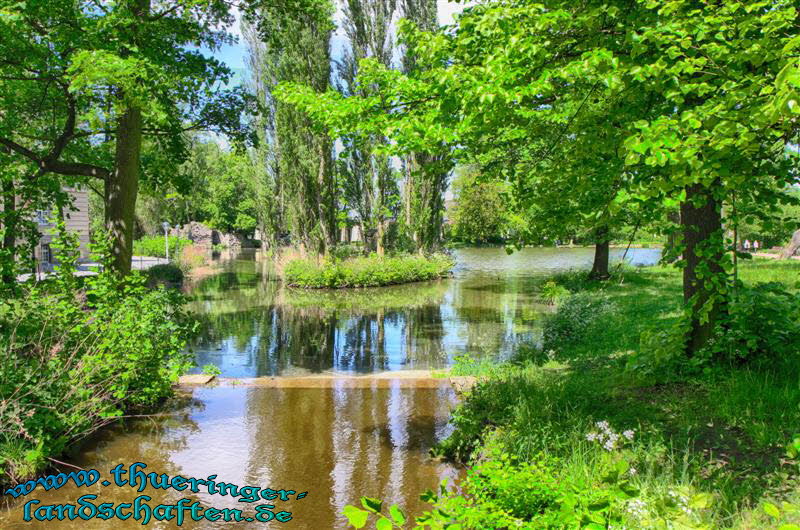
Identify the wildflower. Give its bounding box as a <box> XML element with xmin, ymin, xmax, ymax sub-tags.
<box><xmin>628</xmin><ymin>467</ymin><xmax>637</xmax><ymax>476</ymax></box>
<box><xmin>586</xmin><ymin>432</ymin><xmax>598</xmax><ymax>442</ymax></box>
<box><xmin>623</xmin><ymin>429</ymin><xmax>635</xmax><ymax>440</ymax></box>
<box><xmin>626</xmin><ymin>499</ymin><xmax>647</xmax><ymax>519</ymax></box>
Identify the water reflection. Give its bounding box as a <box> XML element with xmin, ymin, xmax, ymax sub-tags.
<box><xmin>188</xmin><ymin>247</ymin><xmax>660</xmax><ymax>377</ymax></box>
<box><xmin>1</xmin><ymin>382</ymin><xmax>459</xmax><ymax>529</ymax></box>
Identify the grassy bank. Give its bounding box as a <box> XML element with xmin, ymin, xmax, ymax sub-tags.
<box><xmin>347</xmin><ymin>259</ymin><xmax>800</xmax><ymax>528</ymax></box>
<box><xmin>283</xmin><ymin>253</ymin><xmax>454</xmax><ymax>288</ymax></box>
<box><xmin>0</xmin><ymin>236</ymin><xmax>194</xmax><ymax>486</ymax></box>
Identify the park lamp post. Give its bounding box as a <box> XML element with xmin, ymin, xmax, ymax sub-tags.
<box><xmin>162</xmin><ymin>221</ymin><xmax>171</xmax><ymax>261</ymax></box>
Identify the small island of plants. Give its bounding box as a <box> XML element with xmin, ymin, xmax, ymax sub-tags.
<box><xmin>283</xmin><ymin>253</ymin><xmax>454</xmax><ymax>288</ymax></box>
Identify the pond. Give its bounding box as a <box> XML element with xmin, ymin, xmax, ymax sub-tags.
<box><xmin>188</xmin><ymin>246</ymin><xmax>661</xmax><ymax>377</ymax></box>
<box><xmin>1</xmin><ymin>246</ymin><xmax>660</xmax><ymax>529</ymax></box>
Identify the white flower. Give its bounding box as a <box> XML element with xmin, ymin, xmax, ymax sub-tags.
<box><xmin>628</xmin><ymin>467</ymin><xmax>637</xmax><ymax>476</ymax></box>
<box><xmin>626</xmin><ymin>499</ymin><xmax>647</xmax><ymax>519</ymax></box>
<box><xmin>623</xmin><ymin>429</ymin><xmax>635</xmax><ymax>440</ymax></box>
<box><xmin>586</xmin><ymin>432</ymin><xmax>598</xmax><ymax>442</ymax></box>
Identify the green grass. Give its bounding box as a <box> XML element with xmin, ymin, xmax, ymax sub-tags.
<box><xmin>432</xmin><ymin>259</ymin><xmax>800</xmax><ymax>528</ymax></box>
<box><xmin>133</xmin><ymin>235</ymin><xmax>191</xmax><ymax>258</ymax></box>
<box><xmin>283</xmin><ymin>253</ymin><xmax>454</xmax><ymax>288</ymax></box>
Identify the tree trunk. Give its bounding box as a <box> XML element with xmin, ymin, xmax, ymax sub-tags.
<box><xmin>680</xmin><ymin>183</ymin><xmax>726</xmax><ymax>356</ymax></box>
<box><xmin>376</xmin><ymin>220</ymin><xmax>385</xmax><ymax>257</ymax></box>
<box><xmin>106</xmin><ymin>104</ymin><xmax>143</xmax><ymax>276</ymax></box>
<box><xmin>589</xmin><ymin>225</ymin><xmax>610</xmax><ymax>280</ymax></box>
<box><xmin>780</xmin><ymin>228</ymin><xmax>800</xmax><ymax>259</ymax></box>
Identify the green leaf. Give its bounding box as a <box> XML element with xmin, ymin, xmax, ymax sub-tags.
<box><xmin>389</xmin><ymin>505</ymin><xmax>406</xmax><ymax>525</ymax></box>
<box><xmin>375</xmin><ymin>516</ymin><xmax>393</xmax><ymax>530</ymax></box>
<box><xmin>361</xmin><ymin>497</ymin><xmax>383</xmax><ymax>514</ymax></box>
<box><xmin>343</xmin><ymin>505</ymin><xmax>369</xmax><ymax>528</ymax></box>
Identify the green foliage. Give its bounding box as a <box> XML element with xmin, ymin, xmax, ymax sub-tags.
<box><xmin>201</xmin><ymin>364</ymin><xmax>222</xmax><ymax>377</ymax></box>
<box><xmin>403</xmin><ymin>261</ymin><xmax>800</xmax><ymax>529</ymax></box>
<box><xmin>283</xmin><ymin>254</ymin><xmax>454</xmax><ymax>288</ymax></box>
<box><xmin>539</xmin><ymin>280</ymin><xmax>570</xmax><ymax>305</ymax></box>
<box><xmin>449</xmin><ymin>166</ymin><xmax>509</xmax><ymax>244</ymax></box>
<box><xmin>542</xmin><ymin>292</ymin><xmax>617</xmax><ymax>355</ymax></box>
<box><xmin>707</xmin><ymin>283</ymin><xmax>800</xmax><ymax>365</ymax></box>
<box><xmin>630</xmin><ymin>282</ymin><xmax>800</xmax><ymax>376</ymax></box>
<box><xmin>0</xmin><ymin>231</ymin><xmax>194</xmax><ymax>485</ymax></box>
<box><xmin>146</xmin><ymin>263</ymin><xmax>184</xmax><ymax>288</ymax></box>
<box><xmin>133</xmin><ymin>235</ymin><xmax>191</xmax><ymax>259</ymax></box>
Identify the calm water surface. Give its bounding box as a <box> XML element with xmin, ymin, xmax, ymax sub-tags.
<box><xmin>189</xmin><ymin>246</ymin><xmax>660</xmax><ymax>377</ymax></box>
<box><xmin>1</xmin><ymin>247</ymin><xmax>659</xmax><ymax>529</ymax></box>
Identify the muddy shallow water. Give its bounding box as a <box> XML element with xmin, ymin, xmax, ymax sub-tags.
<box><xmin>1</xmin><ymin>247</ymin><xmax>659</xmax><ymax>528</ymax></box>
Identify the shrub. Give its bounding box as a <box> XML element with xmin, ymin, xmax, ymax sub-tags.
<box><xmin>542</xmin><ymin>292</ymin><xmax>617</xmax><ymax>354</ymax></box>
<box><xmin>132</xmin><ymin>235</ymin><xmax>191</xmax><ymax>258</ymax></box>
<box><xmin>0</xmin><ymin>231</ymin><xmax>194</xmax><ymax>485</ymax></box>
<box><xmin>539</xmin><ymin>280</ymin><xmax>570</xmax><ymax>304</ymax></box>
<box><xmin>709</xmin><ymin>282</ymin><xmax>800</xmax><ymax>365</ymax></box>
<box><xmin>146</xmin><ymin>263</ymin><xmax>184</xmax><ymax>288</ymax></box>
<box><xmin>283</xmin><ymin>253</ymin><xmax>454</xmax><ymax>288</ymax></box>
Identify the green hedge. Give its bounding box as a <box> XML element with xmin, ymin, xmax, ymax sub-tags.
<box><xmin>133</xmin><ymin>235</ymin><xmax>191</xmax><ymax>258</ymax></box>
<box><xmin>283</xmin><ymin>253</ymin><xmax>454</xmax><ymax>288</ymax></box>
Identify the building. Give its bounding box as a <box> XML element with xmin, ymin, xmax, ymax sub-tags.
<box><xmin>33</xmin><ymin>187</ymin><xmax>91</xmax><ymax>269</ymax></box>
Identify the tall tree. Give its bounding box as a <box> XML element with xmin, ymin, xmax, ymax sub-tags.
<box><xmin>399</xmin><ymin>0</ymin><xmax>449</xmax><ymax>253</ymax></box>
<box><xmin>245</xmin><ymin>1</ymin><xmax>337</xmax><ymax>254</ymax></box>
<box><xmin>337</xmin><ymin>0</ymin><xmax>400</xmax><ymax>255</ymax></box>
<box><xmin>0</xmin><ymin>0</ymin><xmax>251</xmax><ymax>274</ymax></box>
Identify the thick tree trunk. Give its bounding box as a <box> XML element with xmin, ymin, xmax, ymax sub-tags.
<box><xmin>680</xmin><ymin>184</ymin><xmax>726</xmax><ymax>356</ymax></box>
<box><xmin>588</xmin><ymin>225</ymin><xmax>610</xmax><ymax>280</ymax></box>
<box><xmin>106</xmin><ymin>104</ymin><xmax>143</xmax><ymax>276</ymax></box>
<box><xmin>780</xmin><ymin>228</ymin><xmax>800</xmax><ymax>259</ymax></box>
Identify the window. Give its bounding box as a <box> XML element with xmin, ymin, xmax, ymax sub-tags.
<box><xmin>35</xmin><ymin>210</ymin><xmax>52</xmax><ymax>226</ymax></box>
<box><xmin>40</xmin><ymin>244</ymin><xmax>51</xmax><ymax>264</ymax></box>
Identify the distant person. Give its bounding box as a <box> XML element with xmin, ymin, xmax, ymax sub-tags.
<box><xmin>743</xmin><ymin>239</ymin><xmax>751</xmax><ymax>250</ymax></box>
<box><xmin>754</xmin><ymin>240</ymin><xmax>760</xmax><ymax>251</ymax></box>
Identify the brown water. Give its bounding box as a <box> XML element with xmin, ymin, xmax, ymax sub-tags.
<box><xmin>1</xmin><ymin>380</ymin><xmax>459</xmax><ymax>528</ymax></box>
<box><xmin>1</xmin><ymin>247</ymin><xmax>660</xmax><ymax>529</ymax></box>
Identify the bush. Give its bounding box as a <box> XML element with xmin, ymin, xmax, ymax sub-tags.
<box><xmin>539</xmin><ymin>280</ymin><xmax>570</xmax><ymax>304</ymax></box>
<box><xmin>542</xmin><ymin>292</ymin><xmax>617</xmax><ymax>355</ymax></box>
<box><xmin>133</xmin><ymin>235</ymin><xmax>191</xmax><ymax>258</ymax></box>
<box><xmin>146</xmin><ymin>263</ymin><xmax>184</xmax><ymax>288</ymax></box>
<box><xmin>709</xmin><ymin>282</ymin><xmax>800</xmax><ymax>365</ymax></box>
<box><xmin>283</xmin><ymin>253</ymin><xmax>454</xmax><ymax>288</ymax></box>
<box><xmin>630</xmin><ymin>282</ymin><xmax>800</xmax><ymax>376</ymax></box>
<box><xmin>0</xmin><ymin>231</ymin><xmax>194</xmax><ymax>485</ymax></box>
